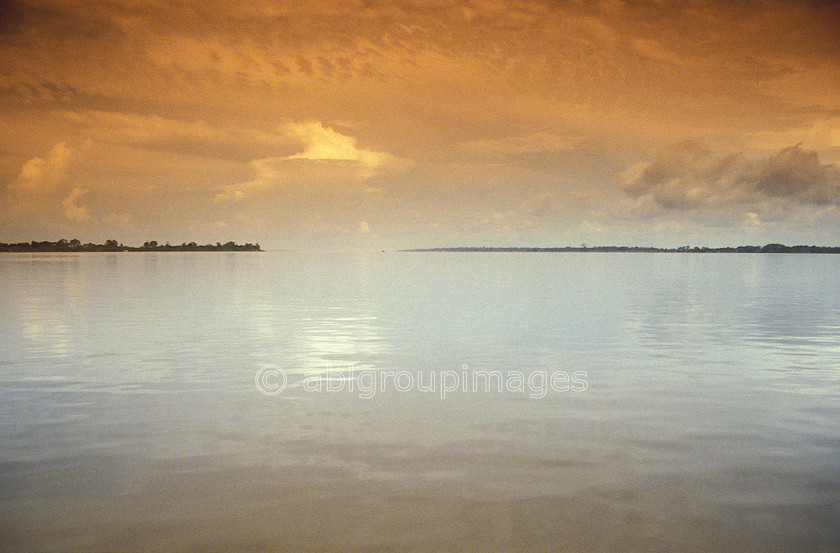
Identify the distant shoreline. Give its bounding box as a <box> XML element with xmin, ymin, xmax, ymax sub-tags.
<box><xmin>401</xmin><ymin>244</ymin><xmax>840</xmax><ymax>254</ymax></box>
<box><xmin>0</xmin><ymin>240</ymin><xmax>261</xmax><ymax>252</ymax></box>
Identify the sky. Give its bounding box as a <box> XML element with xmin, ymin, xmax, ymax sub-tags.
<box><xmin>1</xmin><ymin>0</ymin><xmax>839</xmax><ymax>250</ymax></box>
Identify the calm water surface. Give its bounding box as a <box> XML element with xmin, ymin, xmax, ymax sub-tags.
<box><xmin>1</xmin><ymin>252</ymin><xmax>838</xmax><ymax>552</ymax></box>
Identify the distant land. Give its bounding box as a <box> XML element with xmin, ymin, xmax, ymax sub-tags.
<box><xmin>402</xmin><ymin>244</ymin><xmax>840</xmax><ymax>254</ymax></box>
<box><xmin>0</xmin><ymin>239</ymin><xmax>261</xmax><ymax>252</ymax></box>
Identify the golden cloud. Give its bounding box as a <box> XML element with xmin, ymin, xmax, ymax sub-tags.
<box><xmin>215</xmin><ymin>121</ymin><xmax>407</xmax><ymax>203</ymax></box>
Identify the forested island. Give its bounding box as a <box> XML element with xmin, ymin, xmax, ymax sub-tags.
<box><xmin>403</xmin><ymin>244</ymin><xmax>840</xmax><ymax>253</ymax></box>
<box><xmin>0</xmin><ymin>239</ymin><xmax>261</xmax><ymax>252</ymax></box>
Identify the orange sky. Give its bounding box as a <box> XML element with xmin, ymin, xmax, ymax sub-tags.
<box><xmin>2</xmin><ymin>0</ymin><xmax>839</xmax><ymax>249</ymax></box>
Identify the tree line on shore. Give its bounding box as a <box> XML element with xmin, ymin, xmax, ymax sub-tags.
<box><xmin>0</xmin><ymin>239</ymin><xmax>261</xmax><ymax>252</ymax></box>
<box><xmin>403</xmin><ymin>244</ymin><xmax>840</xmax><ymax>253</ymax></box>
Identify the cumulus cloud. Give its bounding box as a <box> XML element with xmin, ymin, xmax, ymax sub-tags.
<box><xmin>620</xmin><ymin>142</ymin><xmax>840</xmax><ymax>209</ymax></box>
<box><xmin>61</xmin><ymin>187</ymin><xmax>92</xmax><ymax>223</ymax></box>
<box><xmin>283</xmin><ymin>120</ymin><xmax>398</xmax><ymax>174</ymax></box>
<box><xmin>9</xmin><ymin>142</ymin><xmax>75</xmax><ymax>195</ymax></box>
<box><xmin>215</xmin><ymin>121</ymin><xmax>405</xmax><ymax>203</ymax></box>
<box><xmin>1</xmin><ymin>140</ymin><xmax>144</xmax><ymax>230</ymax></box>
<box><xmin>0</xmin><ymin>141</ymin><xmax>114</xmax><ymax>230</ymax></box>
<box><xmin>751</xmin><ymin>145</ymin><xmax>840</xmax><ymax>204</ymax></box>
<box><xmin>5</xmin><ymin>142</ymin><xmax>85</xmax><ymax>220</ymax></box>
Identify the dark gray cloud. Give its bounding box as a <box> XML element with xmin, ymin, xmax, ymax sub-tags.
<box><xmin>621</xmin><ymin>142</ymin><xmax>840</xmax><ymax>209</ymax></box>
<box><xmin>752</xmin><ymin>145</ymin><xmax>840</xmax><ymax>204</ymax></box>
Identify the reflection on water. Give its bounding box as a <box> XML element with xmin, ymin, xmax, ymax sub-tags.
<box><xmin>1</xmin><ymin>252</ymin><xmax>839</xmax><ymax>552</ymax></box>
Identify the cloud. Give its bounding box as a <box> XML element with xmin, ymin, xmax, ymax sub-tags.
<box><xmin>4</xmin><ymin>141</ymin><xmax>86</xmax><ymax>222</ymax></box>
<box><xmin>61</xmin><ymin>187</ymin><xmax>92</xmax><ymax>223</ymax></box>
<box><xmin>283</xmin><ymin>120</ymin><xmax>398</xmax><ymax>175</ymax></box>
<box><xmin>9</xmin><ymin>141</ymin><xmax>75</xmax><ymax>195</ymax></box>
<box><xmin>1</xmin><ymin>141</ymin><xmax>107</xmax><ymax>230</ymax></box>
<box><xmin>751</xmin><ymin>145</ymin><xmax>840</xmax><ymax>204</ymax></box>
<box><xmin>620</xmin><ymin>142</ymin><xmax>840</xmax><ymax>209</ymax></box>
<box><xmin>215</xmin><ymin>121</ymin><xmax>405</xmax><ymax>203</ymax></box>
